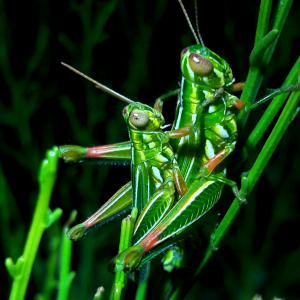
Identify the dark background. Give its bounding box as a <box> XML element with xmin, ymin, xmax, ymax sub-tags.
<box><xmin>1</xmin><ymin>0</ymin><xmax>300</xmax><ymax>299</ymax></box>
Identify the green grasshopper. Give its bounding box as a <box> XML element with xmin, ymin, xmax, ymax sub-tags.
<box><xmin>60</xmin><ymin>0</ymin><xmax>299</xmax><ymax>271</ymax></box>
<box><xmin>106</xmin><ymin>1</ymin><xmax>300</xmax><ymax>271</ymax></box>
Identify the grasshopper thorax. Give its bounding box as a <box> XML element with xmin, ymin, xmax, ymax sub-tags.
<box><xmin>122</xmin><ymin>103</ymin><xmax>165</xmax><ymax>131</ymax></box>
<box><xmin>180</xmin><ymin>45</ymin><xmax>234</xmax><ymax>89</ymax></box>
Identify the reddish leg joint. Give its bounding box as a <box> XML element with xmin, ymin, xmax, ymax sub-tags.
<box><xmin>169</xmin><ymin>126</ymin><xmax>193</xmax><ymax>139</ymax></box>
<box><xmin>140</xmin><ymin>229</ymin><xmax>162</xmax><ymax>253</ymax></box>
<box><xmin>86</xmin><ymin>146</ymin><xmax>110</xmax><ymax>158</ymax></box>
<box><xmin>227</xmin><ymin>82</ymin><xmax>245</xmax><ymax>92</ymax></box>
<box><xmin>173</xmin><ymin>167</ymin><xmax>188</xmax><ymax>196</ymax></box>
<box><xmin>204</xmin><ymin>148</ymin><xmax>232</xmax><ymax>172</ymax></box>
<box><xmin>233</xmin><ymin>99</ymin><xmax>246</xmax><ymax>110</ymax></box>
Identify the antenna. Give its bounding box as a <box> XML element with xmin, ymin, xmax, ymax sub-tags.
<box><xmin>61</xmin><ymin>62</ymin><xmax>135</xmax><ymax>105</ymax></box>
<box><xmin>194</xmin><ymin>0</ymin><xmax>205</xmax><ymax>47</ymax></box>
<box><xmin>178</xmin><ymin>0</ymin><xmax>200</xmax><ymax>44</ymax></box>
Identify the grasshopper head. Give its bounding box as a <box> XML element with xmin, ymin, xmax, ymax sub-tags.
<box><xmin>180</xmin><ymin>45</ymin><xmax>234</xmax><ymax>88</ymax></box>
<box><xmin>122</xmin><ymin>103</ymin><xmax>165</xmax><ymax>131</ymax></box>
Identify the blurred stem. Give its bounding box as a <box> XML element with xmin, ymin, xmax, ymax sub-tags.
<box><xmin>111</xmin><ymin>208</ymin><xmax>138</xmax><ymax>300</ymax></box>
<box><xmin>38</xmin><ymin>222</ymin><xmax>61</xmax><ymax>300</ymax></box>
<box><xmin>7</xmin><ymin>147</ymin><xmax>59</xmax><ymax>300</ymax></box>
<box><xmin>169</xmin><ymin>86</ymin><xmax>300</xmax><ymax>300</ymax></box>
<box><xmin>134</xmin><ymin>280</ymin><xmax>148</xmax><ymax>300</ymax></box>
<box><xmin>134</xmin><ymin>261</ymin><xmax>150</xmax><ymax>300</ymax></box>
<box><xmin>94</xmin><ymin>287</ymin><xmax>105</xmax><ymax>300</ymax></box>
<box><xmin>57</xmin><ymin>210</ymin><xmax>77</xmax><ymax>300</ymax></box>
<box><xmin>0</xmin><ymin>162</ymin><xmax>22</xmax><ymax>256</ymax></box>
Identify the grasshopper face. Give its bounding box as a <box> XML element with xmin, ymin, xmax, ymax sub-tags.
<box><xmin>122</xmin><ymin>103</ymin><xmax>165</xmax><ymax>131</ymax></box>
<box><xmin>180</xmin><ymin>45</ymin><xmax>234</xmax><ymax>88</ymax></box>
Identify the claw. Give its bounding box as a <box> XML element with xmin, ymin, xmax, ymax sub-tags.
<box><xmin>59</xmin><ymin>145</ymin><xmax>86</xmax><ymax>163</ymax></box>
<box><xmin>67</xmin><ymin>223</ymin><xmax>86</xmax><ymax>241</ymax></box>
<box><xmin>108</xmin><ymin>244</ymin><xmax>144</xmax><ymax>273</ymax></box>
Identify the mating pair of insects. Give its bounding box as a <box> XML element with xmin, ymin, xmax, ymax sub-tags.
<box><xmin>58</xmin><ymin>1</ymin><xmax>298</xmax><ymax>273</ymax></box>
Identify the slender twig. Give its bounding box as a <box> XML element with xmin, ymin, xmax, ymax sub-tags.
<box><xmin>134</xmin><ymin>281</ymin><xmax>148</xmax><ymax>300</ymax></box>
<box><xmin>6</xmin><ymin>147</ymin><xmax>60</xmax><ymax>300</ymax></box>
<box><xmin>57</xmin><ymin>210</ymin><xmax>77</xmax><ymax>300</ymax></box>
<box><xmin>238</xmin><ymin>0</ymin><xmax>294</xmax><ymax>128</ymax></box>
<box><xmin>254</xmin><ymin>0</ymin><xmax>273</xmax><ymax>45</ymax></box>
<box><xmin>239</xmin><ymin>56</ymin><xmax>300</xmax><ymax>165</ymax></box>
<box><xmin>111</xmin><ymin>208</ymin><xmax>138</xmax><ymax>300</ymax></box>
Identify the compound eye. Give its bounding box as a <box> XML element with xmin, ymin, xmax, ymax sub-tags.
<box><xmin>181</xmin><ymin>47</ymin><xmax>189</xmax><ymax>59</ymax></box>
<box><xmin>122</xmin><ymin>105</ymin><xmax>128</xmax><ymax>116</ymax></box>
<box><xmin>188</xmin><ymin>53</ymin><xmax>214</xmax><ymax>77</ymax></box>
<box><xmin>129</xmin><ymin>110</ymin><xmax>149</xmax><ymax>128</ymax></box>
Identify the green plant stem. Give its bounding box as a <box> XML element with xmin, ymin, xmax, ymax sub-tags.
<box><xmin>112</xmin><ymin>208</ymin><xmax>138</xmax><ymax>300</ymax></box>
<box><xmin>39</xmin><ymin>223</ymin><xmax>60</xmax><ymax>300</ymax></box>
<box><xmin>239</xmin><ymin>56</ymin><xmax>300</xmax><ymax>164</ymax></box>
<box><xmin>254</xmin><ymin>0</ymin><xmax>273</xmax><ymax>45</ymax></box>
<box><xmin>7</xmin><ymin>147</ymin><xmax>59</xmax><ymax>300</ymax></box>
<box><xmin>134</xmin><ymin>261</ymin><xmax>150</xmax><ymax>300</ymax></box>
<box><xmin>169</xmin><ymin>87</ymin><xmax>300</xmax><ymax>300</ymax></box>
<box><xmin>57</xmin><ymin>210</ymin><xmax>77</xmax><ymax>300</ymax></box>
<box><xmin>238</xmin><ymin>0</ymin><xmax>293</xmax><ymax>128</ymax></box>
<box><xmin>238</xmin><ymin>0</ymin><xmax>273</xmax><ymax>112</ymax></box>
<box><xmin>134</xmin><ymin>280</ymin><xmax>148</xmax><ymax>300</ymax></box>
